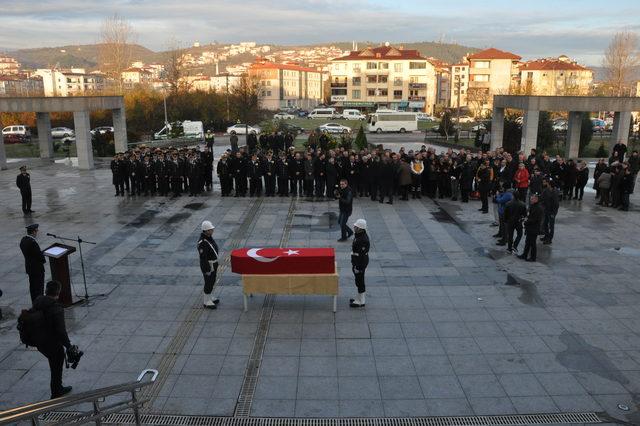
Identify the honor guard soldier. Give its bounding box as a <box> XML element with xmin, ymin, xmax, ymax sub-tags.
<box><xmin>198</xmin><ymin>221</ymin><xmax>220</xmax><ymax>309</ymax></box>
<box><xmin>16</xmin><ymin>165</ymin><xmax>34</xmax><ymax>214</ymax></box>
<box><xmin>350</xmin><ymin>219</ymin><xmax>370</xmax><ymax>308</ymax></box>
<box><xmin>20</xmin><ymin>223</ymin><xmax>46</xmax><ymax>302</ymax></box>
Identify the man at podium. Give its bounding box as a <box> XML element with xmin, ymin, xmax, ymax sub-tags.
<box><xmin>20</xmin><ymin>223</ymin><xmax>46</xmax><ymax>302</ymax></box>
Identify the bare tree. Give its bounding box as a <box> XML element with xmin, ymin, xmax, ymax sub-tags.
<box><xmin>231</xmin><ymin>73</ymin><xmax>261</xmax><ymax>124</ymax></box>
<box><xmin>99</xmin><ymin>13</ymin><xmax>135</xmax><ymax>94</ymax></box>
<box><xmin>603</xmin><ymin>31</ymin><xmax>640</xmax><ymax>96</ymax></box>
<box><xmin>466</xmin><ymin>88</ymin><xmax>490</xmax><ymax>119</ymax></box>
<box><xmin>165</xmin><ymin>39</ymin><xmax>191</xmax><ymax>94</ymax></box>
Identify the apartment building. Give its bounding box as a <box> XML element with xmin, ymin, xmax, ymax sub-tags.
<box><xmin>329</xmin><ymin>45</ymin><xmax>437</xmax><ymax>113</ymax></box>
<box><xmin>0</xmin><ymin>75</ymin><xmax>44</xmax><ymax>96</ymax></box>
<box><xmin>249</xmin><ymin>60</ymin><xmax>323</xmax><ymax>110</ymax></box>
<box><xmin>34</xmin><ymin>68</ymin><xmax>106</xmax><ymax>96</ymax></box>
<box><xmin>0</xmin><ymin>56</ymin><xmax>21</xmax><ymax>75</ymax></box>
<box><xmin>519</xmin><ymin>56</ymin><xmax>593</xmax><ymax>95</ymax></box>
<box><xmin>450</xmin><ymin>63</ymin><xmax>469</xmax><ymax>109</ymax></box>
<box><xmin>465</xmin><ymin>48</ymin><xmax>521</xmax><ymax>115</ymax></box>
<box><xmin>121</xmin><ymin>67</ymin><xmax>153</xmax><ymax>88</ymax></box>
<box><xmin>430</xmin><ymin>58</ymin><xmax>451</xmax><ymax>108</ymax></box>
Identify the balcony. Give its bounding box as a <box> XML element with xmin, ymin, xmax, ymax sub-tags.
<box><xmin>365</xmin><ymin>68</ymin><xmax>389</xmax><ymax>75</ymax></box>
<box><xmin>330</xmin><ymin>82</ymin><xmax>347</xmax><ymax>88</ymax></box>
<box><xmin>409</xmin><ymin>83</ymin><xmax>427</xmax><ymax>89</ymax></box>
<box><xmin>408</xmin><ymin>96</ymin><xmax>426</xmax><ymax>101</ymax></box>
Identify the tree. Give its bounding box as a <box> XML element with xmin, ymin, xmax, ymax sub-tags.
<box><xmin>502</xmin><ymin>113</ymin><xmax>522</xmax><ymax>154</ymax></box>
<box><xmin>354</xmin><ymin>124</ymin><xmax>368</xmax><ymax>151</ymax></box>
<box><xmin>579</xmin><ymin>113</ymin><xmax>593</xmax><ymax>155</ymax></box>
<box><xmin>536</xmin><ymin>111</ymin><xmax>555</xmax><ymax>150</ymax></box>
<box><xmin>438</xmin><ymin>111</ymin><xmax>456</xmax><ymax>140</ymax></box>
<box><xmin>602</xmin><ymin>31</ymin><xmax>640</xmax><ymax>96</ymax></box>
<box><xmin>165</xmin><ymin>39</ymin><xmax>190</xmax><ymax>95</ymax></box>
<box><xmin>466</xmin><ymin>88</ymin><xmax>490</xmax><ymax>119</ymax></box>
<box><xmin>231</xmin><ymin>74</ymin><xmax>261</xmax><ymax>125</ymax></box>
<box><xmin>99</xmin><ymin>14</ymin><xmax>135</xmax><ymax>94</ymax></box>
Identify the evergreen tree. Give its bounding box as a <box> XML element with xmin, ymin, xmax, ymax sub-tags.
<box><xmin>354</xmin><ymin>124</ymin><xmax>368</xmax><ymax>151</ymax></box>
<box><xmin>579</xmin><ymin>113</ymin><xmax>594</xmax><ymax>156</ymax></box>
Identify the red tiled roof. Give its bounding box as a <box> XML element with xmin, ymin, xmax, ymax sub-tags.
<box><xmin>467</xmin><ymin>48</ymin><xmax>521</xmax><ymax>60</ymax></box>
<box><xmin>519</xmin><ymin>59</ymin><xmax>591</xmax><ymax>72</ymax></box>
<box><xmin>250</xmin><ymin>61</ymin><xmax>319</xmax><ymax>73</ymax></box>
<box><xmin>331</xmin><ymin>46</ymin><xmax>426</xmax><ymax>61</ymax></box>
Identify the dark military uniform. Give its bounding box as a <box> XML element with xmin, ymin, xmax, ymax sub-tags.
<box><xmin>198</xmin><ymin>232</ymin><xmax>219</xmax><ymax>297</ymax></box>
<box><xmin>16</xmin><ymin>170</ymin><xmax>32</xmax><ymax>213</ymax></box>
<box><xmin>350</xmin><ymin>229</ymin><xmax>370</xmax><ymax>306</ymax></box>
<box><xmin>20</xmin><ymin>229</ymin><xmax>45</xmax><ymax>302</ymax></box>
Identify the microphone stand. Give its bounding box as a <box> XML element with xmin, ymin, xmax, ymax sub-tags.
<box><xmin>47</xmin><ymin>233</ymin><xmax>102</xmax><ymax>305</ymax></box>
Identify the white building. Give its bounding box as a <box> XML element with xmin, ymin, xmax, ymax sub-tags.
<box><xmin>0</xmin><ymin>56</ymin><xmax>21</xmax><ymax>75</ymax></box>
<box><xmin>34</xmin><ymin>68</ymin><xmax>106</xmax><ymax>96</ymax></box>
<box><xmin>249</xmin><ymin>60</ymin><xmax>323</xmax><ymax>110</ymax></box>
<box><xmin>121</xmin><ymin>67</ymin><xmax>153</xmax><ymax>88</ymax></box>
<box><xmin>519</xmin><ymin>56</ymin><xmax>593</xmax><ymax>96</ymax></box>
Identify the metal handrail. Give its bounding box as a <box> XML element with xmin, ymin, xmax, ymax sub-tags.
<box><xmin>0</xmin><ymin>369</ymin><xmax>158</xmax><ymax>426</ymax></box>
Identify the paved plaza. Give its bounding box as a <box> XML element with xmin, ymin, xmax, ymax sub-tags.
<box><xmin>0</xmin><ymin>160</ymin><xmax>639</xmax><ymax>424</ymax></box>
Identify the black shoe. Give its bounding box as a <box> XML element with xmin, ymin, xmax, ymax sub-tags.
<box><xmin>349</xmin><ymin>301</ymin><xmax>365</xmax><ymax>308</ymax></box>
<box><xmin>478</xmin><ymin>208</ymin><xmax>484</xmax><ymax>211</ymax></box>
<box><xmin>52</xmin><ymin>386</ymin><xmax>72</xmax><ymax>399</ymax></box>
<box><xmin>492</xmin><ymin>233</ymin><xmax>501</xmax><ymax>238</ymax></box>
<box><xmin>337</xmin><ymin>238</ymin><xmax>348</xmax><ymax>242</ymax></box>
<box><xmin>496</xmin><ymin>241</ymin><xmax>506</xmax><ymax>246</ymax></box>
<box><xmin>526</xmin><ymin>258</ymin><xmax>536</xmax><ymax>262</ymax></box>
<box><xmin>517</xmin><ymin>255</ymin><xmax>527</xmax><ymax>260</ymax></box>
<box><xmin>386</xmin><ymin>201</ymin><xmax>393</xmax><ymax>204</ymax></box>
<box><xmin>542</xmin><ymin>240</ymin><xmax>552</xmax><ymax>245</ymax></box>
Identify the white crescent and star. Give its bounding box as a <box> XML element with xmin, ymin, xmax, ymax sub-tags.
<box><xmin>247</xmin><ymin>248</ymin><xmax>299</xmax><ymax>262</ymax></box>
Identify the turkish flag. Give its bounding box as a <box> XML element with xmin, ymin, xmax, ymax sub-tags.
<box><xmin>231</xmin><ymin>247</ymin><xmax>335</xmax><ymax>275</ymax></box>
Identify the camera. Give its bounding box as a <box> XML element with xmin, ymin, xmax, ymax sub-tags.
<box><xmin>65</xmin><ymin>345</ymin><xmax>84</xmax><ymax>369</ymax></box>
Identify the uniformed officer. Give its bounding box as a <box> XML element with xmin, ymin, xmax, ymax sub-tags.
<box><xmin>20</xmin><ymin>223</ymin><xmax>46</xmax><ymax>302</ymax></box>
<box><xmin>16</xmin><ymin>165</ymin><xmax>33</xmax><ymax>214</ymax></box>
<box><xmin>350</xmin><ymin>219</ymin><xmax>370</xmax><ymax>308</ymax></box>
<box><xmin>198</xmin><ymin>221</ymin><xmax>220</xmax><ymax>309</ymax></box>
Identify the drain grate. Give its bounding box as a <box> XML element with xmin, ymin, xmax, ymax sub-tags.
<box><xmin>40</xmin><ymin>411</ymin><xmax>603</xmax><ymax>426</ymax></box>
<box><xmin>140</xmin><ymin>199</ymin><xmax>263</xmax><ymax>408</ymax></box>
<box><xmin>234</xmin><ymin>198</ymin><xmax>297</xmax><ymax>417</ymax></box>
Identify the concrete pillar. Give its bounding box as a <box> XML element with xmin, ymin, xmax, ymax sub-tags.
<box><xmin>112</xmin><ymin>107</ymin><xmax>127</xmax><ymax>153</ymax></box>
<box><xmin>0</xmin><ymin>131</ymin><xmax>6</xmax><ymax>170</ymax></box>
<box><xmin>565</xmin><ymin>111</ymin><xmax>582</xmax><ymax>160</ymax></box>
<box><xmin>490</xmin><ymin>106</ymin><xmax>504</xmax><ymax>151</ymax></box>
<box><xmin>73</xmin><ymin>110</ymin><xmax>94</xmax><ymax>170</ymax></box>
<box><xmin>36</xmin><ymin>112</ymin><xmax>54</xmax><ymax>160</ymax></box>
<box><xmin>520</xmin><ymin>109</ymin><xmax>539</xmax><ymax>154</ymax></box>
<box><xmin>611</xmin><ymin>111</ymin><xmax>631</xmax><ymax>151</ymax></box>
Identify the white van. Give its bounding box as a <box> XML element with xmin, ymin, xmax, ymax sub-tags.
<box><xmin>341</xmin><ymin>109</ymin><xmax>366</xmax><ymax>120</ymax></box>
<box><xmin>367</xmin><ymin>111</ymin><xmax>418</xmax><ymax>133</ymax></box>
<box><xmin>154</xmin><ymin>120</ymin><xmax>204</xmax><ymax>141</ymax></box>
<box><xmin>308</xmin><ymin>108</ymin><xmax>337</xmax><ymax>119</ymax></box>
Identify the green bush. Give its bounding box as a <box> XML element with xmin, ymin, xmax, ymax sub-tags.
<box><xmin>354</xmin><ymin>125</ymin><xmax>368</xmax><ymax>151</ymax></box>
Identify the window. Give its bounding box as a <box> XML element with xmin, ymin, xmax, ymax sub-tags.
<box><xmin>393</xmin><ymin>90</ymin><xmax>403</xmax><ymax>99</ymax></box>
<box><xmin>378</xmin><ymin>75</ymin><xmax>388</xmax><ymax>83</ymax></box>
<box><xmin>367</xmin><ymin>62</ymin><xmax>377</xmax><ymax>70</ymax></box>
<box><xmin>352</xmin><ymin>89</ymin><xmax>361</xmax><ymax>99</ymax></box>
<box><xmin>394</xmin><ymin>77</ymin><xmax>403</xmax><ymax>86</ymax></box>
<box><xmin>380</xmin><ymin>62</ymin><xmax>389</xmax><ymax>69</ymax></box>
<box><xmin>367</xmin><ymin>88</ymin><xmax>376</xmax><ymax>96</ymax></box>
<box><xmin>409</xmin><ymin>62</ymin><xmax>427</xmax><ymax>69</ymax></box>
<box><xmin>352</xmin><ymin>77</ymin><xmax>361</xmax><ymax>86</ymax></box>
<box><xmin>474</xmin><ymin>61</ymin><xmax>490</xmax><ymax>69</ymax></box>
<box><xmin>394</xmin><ymin>63</ymin><xmax>403</xmax><ymax>72</ymax></box>
<box><xmin>527</xmin><ymin>72</ymin><xmax>533</xmax><ymax>79</ymax></box>
<box><xmin>378</xmin><ymin>89</ymin><xmax>388</xmax><ymax>96</ymax></box>
<box><xmin>353</xmin><ymin>63</ymin><xmax>361</xmax><ymax>71</ymax></box>
<box><xmin>473</xmin><ymin>74</ymin><xmax>489</xmax><ymax>82</ymax></box>
<box><xmin>367</xmin><ymin>75</ymin><xmax>377</xmax><ymax>84</ymax></box>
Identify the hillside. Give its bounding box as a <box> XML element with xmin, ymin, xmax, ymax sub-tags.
<box><xmin>315</xmin><ymin>41</ymin><xmax>478</xmax><ymax>64</ymax></box>
<box><xmin>9</xmin><ymin>43</ymin><xmax>162</xmax><ymax>69</ymax></box>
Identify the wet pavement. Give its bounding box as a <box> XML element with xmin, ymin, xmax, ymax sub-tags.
<box><xmin>0</xmin><ymin>163</ymin><xmax>639</xmax><ymax>424</ymax></box>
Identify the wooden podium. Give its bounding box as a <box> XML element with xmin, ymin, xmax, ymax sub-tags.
<box><xmin>43</xmin><ymin>243</ymin><xmax>76</xmax><ymax>307</ymax></box>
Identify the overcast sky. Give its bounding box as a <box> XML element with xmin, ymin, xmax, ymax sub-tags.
<box><xmin>1</xmin><ymin>0</ymin><xmax>639</xmax><ymax>65</ymax></box>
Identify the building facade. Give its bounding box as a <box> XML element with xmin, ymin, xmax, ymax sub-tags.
<box><xmin>465</xmin><ymin>48</ymin><xmax>521</xmax><ymax>116</ymax></box>
<box><xmin>519</xmin><ymin>56</ymin><xmax>593</xmax><ymax>96</ymax></box>
<box><xmin>121</xmin><ymin>67</ymin><xmax>153</xmax><ymax>89</ymax></box>
<box><xmin>0</xmin><ymin>56</ymin><xmax>21</xmax><ymax>75</ymax></box>
<box><xmin>0</xmin><ymin>76</ymin><xmax>44</xmax><ymax>96</ymax></box>
<box><xmin>249</xmin><ymin>60</ymin><xmax>323</xmax><ymax>110</ymax></box>
<box><xmin>329</xmin><ymin>45</ymin><xmax>438</xmax><ymax>112</ymax></box>
<box><xmin>450</xmin><ymin>64</ymin><xmax>469</xmax><ymax>109</ymax></box>
<box><xmin>34</xmin><ymin>68</ymin><xmax>106</xmax><ymax>96</ymax></box>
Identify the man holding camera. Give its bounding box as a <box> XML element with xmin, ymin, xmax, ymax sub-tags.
<box><xmin>33</xmin><ymin>280</ymin><xmax>75</xmax><ymax>399</ymax></box>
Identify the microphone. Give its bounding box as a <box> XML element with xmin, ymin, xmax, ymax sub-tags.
<box><xmin>46</xmin><ymin>233</ymin><xmax>56</xmax><ymax>238</ymax></box>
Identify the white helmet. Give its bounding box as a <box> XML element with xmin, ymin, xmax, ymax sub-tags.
<box><xmin>353</xmin><ymin>218</ymin><xmax>367</xmax><ymax>230</ymax></box>
<box><xmin>201</xmin><ymin>220</ymin><xmax>215</xmax><ymax>231</ymax></box>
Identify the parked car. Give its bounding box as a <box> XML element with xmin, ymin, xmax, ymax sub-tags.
<box><xmin>416</xmin><ymin>113</ymin><xmax>437</xmax><ymax>122</ymax></box>
<box><xmin>296</xmin><ymin>110</ymin><xmax>309</xmax><ymax>118</ymax></box>
<box><xmin>273</xmin><ymin>112</ymin><xmax>295</xmax><ymax>120</ymax></box>
<box><xmin>552</xmin><ymin>120</ymin><xmax>568</xmax><ymax>132</ymax></box>
<box><xmin>471</xmin><ymin>123</ymin><xmax>487</xmax><ymax>132</ymax></box>
<box><xmin>51</xmin><ymin>127</ymin><xmax>74</xmax><ymax>138</ymax></box>
<box><xmin>318</xmin><ymin>123</ymin><xmax>352</xmax><ymax>134</ymax></box>
<box><xmin>280</xmin><ymin>123</ymin><xmax>305</xmax><ymax>134</ymax></box>
<box><xmin>91</xmin><ymin>126</ymin><xmax>114</xmax><ymax>136</ymax></box>
<box><xmin>457</xmin><ymin>116</ymin><xmax>474</xmax><ymax>123</ymax></box>
<box><xmin>591</xmin><ymin>119</ymin><xmax>606</xmax><ymax>132</ymax></box>
<box><xmin>341</xmin><ymin>109</ymin><xmax>366</xmax><ymax>120</ymax></box>
<box><xmin>2</xmin><ymin>125</ymin><xmax>31</xmax><ymax>142</ymax></box>
<box><xmin>308</xmin><ymin>108</ymin><xmax>338</xmax><ymax>119</ymax></box>
<box><xmin>2</xmin><ymin>133</ymin><xmax>28</xmax><ymax>144</ymax></box>
<box><xmin>226</xmin><ymin>124</ymin><xmax>260</xmax><ymax>135</ymax></box>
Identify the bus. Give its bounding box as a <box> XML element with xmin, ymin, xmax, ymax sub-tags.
<box><xmin>367</xmin><ymin>111</ymin><xmax>418</xmax><ymax>133</ymax></box>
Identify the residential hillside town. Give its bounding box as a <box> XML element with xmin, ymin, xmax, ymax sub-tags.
<box><xmin>0</xmin><ymin>42</ymin><xmax>610</xmax><ymax>113</ymax></box>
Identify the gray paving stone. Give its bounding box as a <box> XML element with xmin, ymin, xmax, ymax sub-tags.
<box><xmin>255</xmin><ymin>376</ymin><xmax>298</xmax><ymax>400</ymax></box>
<box><xmin>458</xmin><ymin>374</ymin><xmax>506</xmax><ymax>398</ymax></box>
<box><xmin>261</xmin><ymin>356</ymin><xmax>300</xmax><ymax>376</ymax></box>
<box><xmin>338</xmin><ymin>399</ymin><xmax>385</xmax><ymax>417</ymax></box>
<box><xmin>418</xmin><ymin>375</ymin><xmax>465</xmax><ymax>398</ymax></box>
<box><xmin>338</xmin><ymin>376</ymin><xmax>382</xmax><ymax>400</ymax></box>
<box><xmin>295</xmin><ymin>399</ymin><xmax>339</xmax><ymax>417</ymax></box>
<box><xmin>382</xmin><ymin>399</ymin><xmax>429</xmax><ymax>417</ymax></box>
<box><xmin>379</xmin><ymin>376</ymin><xmax>423</xmax><ymax>400</ymax></box>
<box><xmin>251</xmin><ymin>399</ymin><xmax>296</xmax><ymax>417</ymax></box>
<box><xmin>299</xmin><ymin>356</ymin><xmax>337</xmax><ymax>377</ymax></box>
<box><xmin>425</xmin><ymin>398</ymin><xmax>474</xmax><ymax>416</ymax></box>
<box><xmin>337</xmin><ymin>356</ymin><xmax>377</xmax><ymax>377</ymax></box>
<box><xmin>297</xmin><ymin>377</ymin><xmax>339</xmax><ymax>400</ymax></box>
<box><xmin>497</xmin><ymin>373</ymin><xmax>547</xmax><ymax>397</ymax></box>
<box><xmin>510</xmin><ymin>396</ymin><xmax>559</xmax><ymax>414</ymax></box>
<box><xmin>468</xmin><ymin>397</ymin><xmax>517</xmax><ymax>415</ymax></box>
